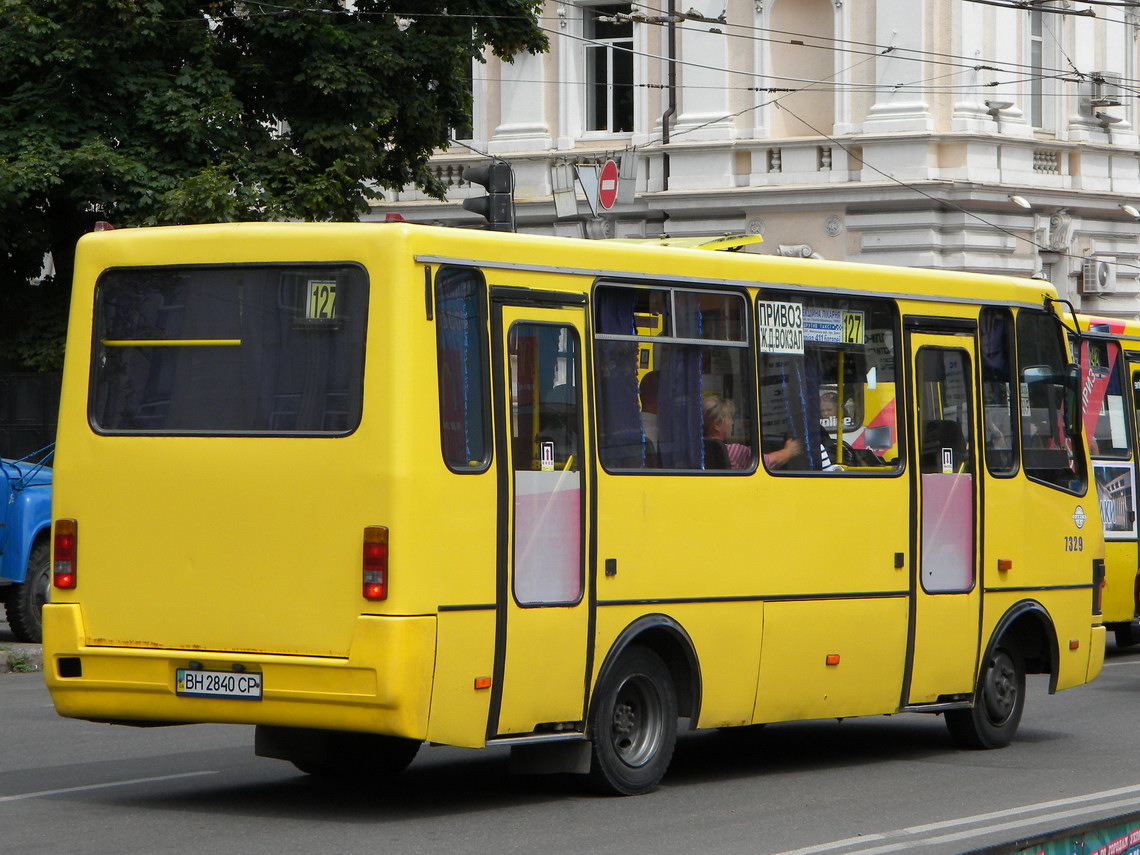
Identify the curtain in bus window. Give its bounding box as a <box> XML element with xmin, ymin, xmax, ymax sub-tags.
<box><xmin>596</xmin><ymin>288</ymin><xmax>645</xmax><ymax>468</ymax></box>
<box><xmin>759</xmin><ymin>352</ymin><xmax>825</xmax><ymax>471</ymax></box>
<box><xmin>657</xmin><ymin>348</ymin><xmax>702</xmax><ymax>470</ymax></box>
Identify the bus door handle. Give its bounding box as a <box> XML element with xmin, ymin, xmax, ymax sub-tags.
<box><xmin>894</xmin><ymin>553</ymin><xmax>904</xmax><ymax>569</ymax></box>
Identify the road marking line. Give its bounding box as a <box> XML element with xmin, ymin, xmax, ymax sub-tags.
<box><xmin>0</xmin><ymin>771</ymin><xmax>218</xmax><ymax>803</ymax></box>
<box><xmin>837</xmin><ymin>795</ymin><xmax>1140</xmax><ymax>855</ymax></box>
<box><xmin>1103</xmin><ymin>658</ymin><xmax>1140</xmax><ymax>667</ymax></box>
<box><xmin>772</xmin><ymin>783</ymin><xmax>1140</xmax><ymax>855</ymax></box>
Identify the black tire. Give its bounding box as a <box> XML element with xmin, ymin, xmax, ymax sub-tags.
<box><xmin>588</xmin><ymin>646</ymin><xmax>677</xmax><ymax>795</ymax></box>
<box><xmin>945</xmin><ymin>643</ymin><xmax>1025</xmax><ymax>750</ymax></box>
<box><xmin>1114</xmin><ymin>624</ymin><xmax>1140</xmax><ymax>649</ymax></box>
<box><xmin>293</xmin><ymin>731</ymin><xmax>421</xmax><ymax>781</ymax></box>
<box><xmin>5</xmin><ymin>541</ymin><xmax>50</xmax><ymax>643</ymax></box>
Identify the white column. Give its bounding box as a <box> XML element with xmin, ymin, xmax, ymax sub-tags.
<box><xmin>952</xmin><ymin>5</ymin><xmax>1000</xmax><ymax>133</ymax></box>
<box><xmin>860</xmin><ymin>0</ymin><xmax>932</xmax><ymax>132</ymax></box>
<box><xmin>556</xmin><ymin>2</ymin><xmax>584</xmax><ymax>150</ymax></box>
<box><xmin>831</xmin><ymin>1</ymin><xmax>855</xmax><ymax>135</ymax></box>
<box><xmin>490</xmin><ymin>49</ymin><xmax>552</xmax><ymax>153</ymax></box>
<box><xmin>672</xmin><ymin>0</ymin><xmax>736</xmax><ymax>141</ymax></box>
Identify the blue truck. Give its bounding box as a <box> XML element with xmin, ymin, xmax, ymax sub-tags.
<box><xmin>0</xmin><ymin>445</ymin><xmax>53</xmax><ymax>643</ymax></box>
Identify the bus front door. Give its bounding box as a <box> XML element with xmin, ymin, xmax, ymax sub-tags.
<box><xmin>906</xmin><ymin>334</ymin><xmax>982</xmax><ymax>705</ymax></box>
<box><xmin>489</xmin><ymin>297</ymin><xmax>591</xmax><ymax>738</ymax></box>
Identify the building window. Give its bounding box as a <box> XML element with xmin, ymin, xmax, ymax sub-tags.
<box><xmin>585</xmin><ymin>4</ymin><xmax>634</xmax><ymax>133</ymax></box>
<box><xmin>1029</xmin><ymin>9</ymin><xmax>1044</xmax><ymax>128</ymax></box>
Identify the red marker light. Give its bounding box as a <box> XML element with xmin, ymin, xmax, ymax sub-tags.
<box><xmin>54</xmin><ymin>519</ymin><xmax>78</xmax><ymax>589</ymax></box>
<box><xmin>363</xmin><ymin>526</ymin><xmax>388</xmax><ymax>600</ymax></box>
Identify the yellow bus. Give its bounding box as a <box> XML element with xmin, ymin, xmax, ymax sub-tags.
<box><xmin>45</xmin><ymin>223</ymin><xmax>1105</xmax><ymax>795</ymax></box>
<box><xmin>1074</xmin><ymin>314</ymin><xmax>1140</xmax><ymax>647</ymax></box>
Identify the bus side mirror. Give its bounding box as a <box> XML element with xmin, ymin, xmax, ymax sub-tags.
<box><xmin>1063</xmin><ymin>363</ymin><xmax>1081</xmax><ymax>439</ymax></box>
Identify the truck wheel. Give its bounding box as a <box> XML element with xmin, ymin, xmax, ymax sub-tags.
<box><xmin>945</xmin><ymin>643</ymin><xmax>1025</xmax><ymax>749</ymax></box>
<box><xmin>5</xmin><ymin>542</ymin><xmax>50</xmax><ymax>643</ymax></box>
<box><xmin>1113</xmin><ymin>624</ymin><xmax>1140</xmax><ymax>649</ymax></box>
<box><xmin>588</xmin><ymin>646</ymin><xmax>677</xmax><ymax>795</ymax></box>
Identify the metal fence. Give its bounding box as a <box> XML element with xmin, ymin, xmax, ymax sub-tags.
<box><xmin>0</xmin><ymin>373</ymin><xmax>60</xmax><ymax>460</ymax></box>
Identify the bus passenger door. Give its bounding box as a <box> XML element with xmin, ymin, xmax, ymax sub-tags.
<box><xmin>906</xmin><ymin>333</ymin><xmax>982</xmax><ymax>704</ymax></box>
<box><xmin>489</xmin><ymin>296</ymin><xmax>592</xmax><ymax>738</ymax></box>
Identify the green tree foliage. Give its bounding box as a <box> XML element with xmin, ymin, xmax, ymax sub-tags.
<box><xmin>0</xmin><ymin>0</ymin><xmax>546</xmax><ymax>370</ymax></box>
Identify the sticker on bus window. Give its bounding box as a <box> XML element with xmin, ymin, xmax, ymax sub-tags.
<box><xmin>540</xmin><ymin>441</ymin><xmax>555</xmax><ymax>471</ymax></box>
<box><xmin>804</xmin><ymin>308</ymin><xmax>865</xmax><ymax>345</ymax></box>
<box><xmin>1095</xmin><ymin>462</ymin><xmax>1138</xmax><ymax>538</ymax></box>
<box><xmin>306</xmin><ymin>280</ymin><xmax>338</xmax><ymax>320</ymax></box>
<box><xmin>757</xmin><ymin>301</ymin><xmax>803</xmax><ymax>354</ymax></box>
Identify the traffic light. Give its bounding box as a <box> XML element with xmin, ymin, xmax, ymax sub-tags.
<box><xmin>462</xmin><ymin>161</ymin><xmax>515</xmax><ymax>232</ymax></box>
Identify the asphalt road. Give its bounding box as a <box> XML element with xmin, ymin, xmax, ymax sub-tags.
<box><xmin>2</xmin><ymin>628</ymin><xmax>1139</xmax><ymax>855</ymax></box>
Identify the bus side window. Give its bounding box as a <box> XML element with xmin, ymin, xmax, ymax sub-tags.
<box><xmin>1083</xmin><ymin>342</ymin><xmax>1134</xmax><ymax>535</ymax></box>
<box><xmin>758</xmin><ymin>292</ymin><xmax>901</xmax><ymax>474</ymax></box>
<box><xmin>1134</xmin><ymin>371</ymin><xmax>1140</xmax><ymax>440</ymax></box>
<box><xmin>1016</xmin><ymin>310</ymin><xmax>1086</xmax><ymax>493</ymax></box>
<box><xmin>435</xmin><ymin>266</ymin><xmax>491</xmax><ymax>471</ymax></box>
<box><xmin>980</xmin><ymin>307</ymin><xmax>1017</xmax><ymax>475</ymax></box>
<box><xmin>595</xmin><ymin>283</ymin><xmax>753</xmax><ymax>472</ymax></box>
<box><xmin>1084</xmin><ymin>340</ymin><xmax>1130</xmax><ymax>460</ymax></box>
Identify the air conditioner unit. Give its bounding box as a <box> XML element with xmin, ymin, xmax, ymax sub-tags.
<box><xmin>1081</xmin><ymin>257</ymin><xmax>1117</xmax><ymax>295</ymax></box>
<box><xmin>1090</xmin><ymin>71</ymin><xmax>1124</xmax><ymax>108</ymax></box>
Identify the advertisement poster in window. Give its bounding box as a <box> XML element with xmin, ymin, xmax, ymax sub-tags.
<box><xmin>1095</xmin><ymin>462</ymin><xmax>1137</xmax><ymax>538</ymax></box>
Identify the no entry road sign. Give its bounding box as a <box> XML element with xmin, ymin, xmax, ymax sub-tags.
<box><xmin>599</xmin><ymin>159</ymin><xmax>619</xmax><ymax>210</ymax></box>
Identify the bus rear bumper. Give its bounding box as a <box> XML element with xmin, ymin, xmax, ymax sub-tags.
<box><xmin>42</xmin><ymin>604</ymin><xmax>436</xmax><ymax>740</ymax></box>
<box><xmin>1086</xmin><ymin>624</ymin><xmax>1106</xmax><ymax>684</ymax></box>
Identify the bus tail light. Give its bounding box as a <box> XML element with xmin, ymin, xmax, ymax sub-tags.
<box><xmin>54</xmin><ymin>519</ymin><xmax>78</xmax><ymax>589</ymax></box>
<box><xmin>363</xmin><ymin>526</ymin><xmax>388</xmax><ymax>601</ymax></box>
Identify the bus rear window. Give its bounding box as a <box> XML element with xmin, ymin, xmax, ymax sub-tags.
<box><xmin>90</xmin><ymin>265</ymin><xmax>368</xmax><ymax>435</ymax></box>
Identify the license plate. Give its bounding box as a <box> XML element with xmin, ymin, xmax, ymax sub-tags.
<box><xmin>176</xmin><ymin>668</ymin><xmax>262</xmax><ymax>700</ymax></box>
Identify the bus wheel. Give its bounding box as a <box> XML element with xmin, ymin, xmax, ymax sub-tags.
<box><xmin>945</xmin><ymin>643</ymin><xmax>1025</xmax><ymax>750</ymax></box>
<box><xmin>1114</xmin><ymin>624</ymin><xmax>1140</xmax><ymax>648</ymax></box>
<box><xmin>293</xmin><ymin>732</ymin><xmax>421</xmax><ymax>781</ymax></box>
<box><xmin>588</xmin><ymin>646</ymin><xmax>677</xmax><ymax>795</ymax></box>
<box><xmin>5</xmin><ymin>542</ymin><xmax>50</xmax><ymax>644</ymax></box>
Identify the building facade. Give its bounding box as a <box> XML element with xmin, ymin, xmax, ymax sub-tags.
<box><xmin>376</xmin><ymin>0</ymin><xmax>1140</xmax><ymax>315</ymax></box>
